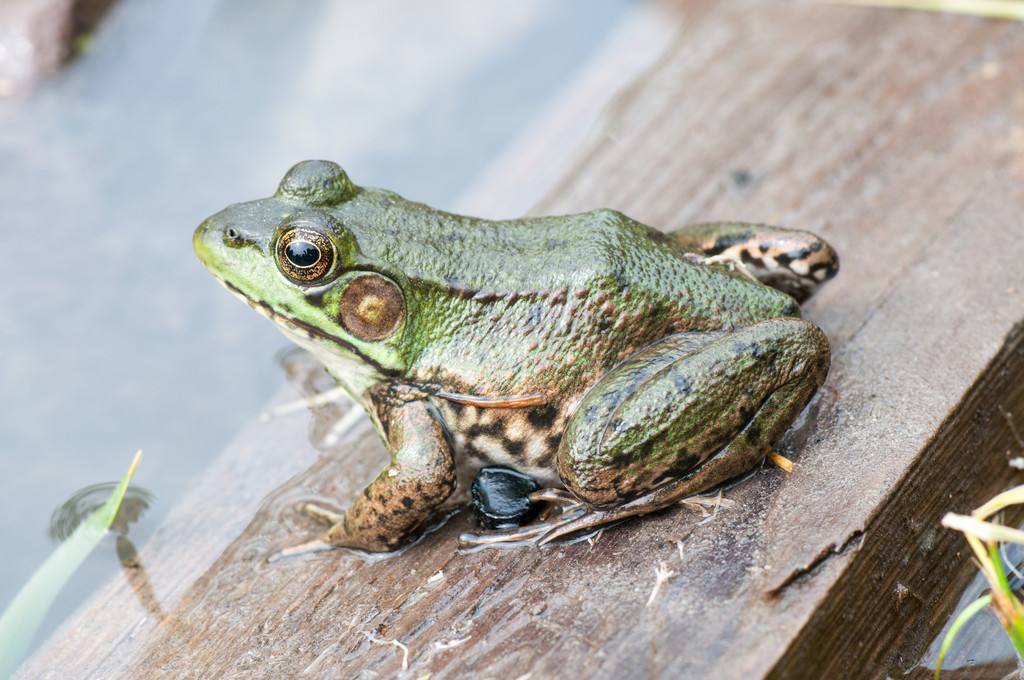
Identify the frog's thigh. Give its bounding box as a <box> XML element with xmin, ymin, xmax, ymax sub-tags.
<box><xmin>557</xmin><ymin>319</ymin><xmax>830</xmax><ymax>506</ymax></box>
<box><xmin>670</xmin><ymin>222</ymin><xmax>840</xmax><ymax>302</ymax></box>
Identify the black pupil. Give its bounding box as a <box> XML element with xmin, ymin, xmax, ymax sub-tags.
<box><xmin>286</xmin><ymin>240</ymin><xmax>320</xmax><ymax>268</ymax></box>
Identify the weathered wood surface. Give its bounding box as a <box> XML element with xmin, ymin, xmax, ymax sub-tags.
<box><xmin>20</xmin><ymin>1</ymin><xmax>1024</xmax><ymax>678</ymax></box>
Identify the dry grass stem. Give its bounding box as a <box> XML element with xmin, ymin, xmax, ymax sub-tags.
<box><xmin>433</xmin><ymin>637</ymin><xmax>471</xmax><ymax>651</ymax></box>
<box><xmin>1001</xmin><ymin>406</ymin><xmax>1024</xmax><ymax>450</ymax></box>
<box><xmin>646</xmin><ymin>562</ymin><xmax>678</xmax><ymax>607</ymax></box>
<box><xmin>942</xmin><ymin>513</ymin><xmax>1024</xmax><ymax>545</ymax></box>
<box><xmin>830</xmin><ymin>0</ymin><xmax>1024</xmax><ymax>20</ymax></box>
<box><xmin>767</xmin><ymin>450</ymin><xmax>794</xmax><ymax>473</ymax></box>
<box><xmin>681</xmin><ymin>491</ymin><xmax>735</xmax><ymax>515</ymax></box>
<box><xmin>971</xmin><ymin>486</ymin><xmax>1024</xmax><ymax>520</ymax></box>
<box><xmin>362</xmin><ymin>631</ymin><xmax>410</xmax><ymax>671</ymax></box>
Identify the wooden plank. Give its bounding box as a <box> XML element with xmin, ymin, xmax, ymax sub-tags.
<box><xmin>18</xmin><ymin>2</ymin><xmax>1024</xmax><ymax>678</ymax></box>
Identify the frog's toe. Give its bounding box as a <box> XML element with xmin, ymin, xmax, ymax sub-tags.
<box><xmin>536</xmin><ymin>509</ymin><xmax>624</xmax><ymax>546</ymax></box>
<box><xmin>267</xmin><ymin>537</ymin><xmax>335</xmax><ymax>562</ymax></box>
<box><xmin>299</xmin><ymin>501</ymin><xmax>345</xmax><ymax>527</ymax></box>
<box><xmin>528</xmin><ymin>488</ymin><xmax>579</xmax><ymax>506</ymax></box>
<box><xmin>458</xmin><ymin>522</ymin><xmax>552</xmax><ymax>547</ymax></box>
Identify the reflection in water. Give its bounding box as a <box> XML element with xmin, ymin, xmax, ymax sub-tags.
<box><xmin>114</xmin><ymin>536</ymin><xmax>166</xmax><ymax>621</ymax></box>
<box><xmin>49</xmin><ymin>483</ymin><xmax>164</xmax><ymax>620</ymax></box>
<box><xmin>48</xmin><ymin>483</ymin><xmax>155</xmax><ymax>541</ymax></box>
<box><xmin>272</xmin><ymin>348</ymin><xmax>366</xmax><ymax>451</ymax></box>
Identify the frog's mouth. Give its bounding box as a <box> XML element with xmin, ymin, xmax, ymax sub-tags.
<box><xmin>215</xmin><ymin>278</ymin><xmax>399</xmax><ymax>378</ymax></box>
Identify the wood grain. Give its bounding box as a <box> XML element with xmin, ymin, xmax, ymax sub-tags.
<box><xmin>19</xmin><ymin>1</ymin><xmax>1024</xmax><ymax>678</ymax></box>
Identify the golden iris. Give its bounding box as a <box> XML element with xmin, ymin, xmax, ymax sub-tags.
<box><xmin>276</xmin><ymin>227</ymin><xmax>334</xmax><ymax>283</ymax></box>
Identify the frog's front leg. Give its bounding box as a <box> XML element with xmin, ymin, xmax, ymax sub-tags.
<box><xmin>462</xmin><ymin>319</ymin><xmax>829</xmax><ymax>547</ymax></box>
<box><xmin>670</xmin><ymin>222</ymin><xmax>840</xmax><ymax>302</ymax></box>
<box><xmin>317</xmin><ymin>396</ymin><xmax>456</xmax><ymax>552</ymax></box>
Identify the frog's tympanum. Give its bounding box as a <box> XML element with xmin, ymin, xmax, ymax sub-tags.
<box><xmin>194</xmin><ymin>160</ymin><xmax>838</xmax><ymax>553</ymax></box>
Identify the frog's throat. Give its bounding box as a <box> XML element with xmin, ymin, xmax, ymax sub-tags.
<box><xmin>216</xmin><ymin>278</ymin><xmax>400</xmax><ymax>379</ymax></box>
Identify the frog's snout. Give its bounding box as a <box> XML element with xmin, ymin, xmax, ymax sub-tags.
<box><xmin>192</xmin><ymin>218</ymin><xmax>218</xmax><ymax>266</ymax></box>
<box><xmin>194</xmin><ymin>215</ymin><xmax>248</xmax><ymax>263</ymax></box>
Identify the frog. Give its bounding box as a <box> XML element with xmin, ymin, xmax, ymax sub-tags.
<box><xmin>193</xmin><ymin>160</ymin><xmax>838</xmax><ymax>553</ymax></box>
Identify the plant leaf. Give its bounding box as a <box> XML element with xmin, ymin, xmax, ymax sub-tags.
<box><xmin>973</xmin><ymin>484</ymin><xmax>1024</xmax><ymax>520</ymax></box>
<box><xmin>988</xmin><ymin>542</ymin><xmax>1024</xmax><ymax>655</ymax></box>
<box><xmin>942</xmin><ymin>512</ymin><xmax>1024</xmax><ymax>545</ymax></box>
<box><xmin>934</xmin><ymin>594</ymin><xmax>992</xmax><ymax>680</ymax></box>
<box><xmin>834</xmin><ymin>0</ymin><xmax>1024</xmax><ymax>21</ymax></box>
<box><xmin>0</xmin><ymin>450</ymin><xmax>142</xmax><ymax>678</ymax></box>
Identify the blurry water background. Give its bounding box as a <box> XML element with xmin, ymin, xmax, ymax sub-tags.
<box><xmin>0</xmin><ymin>0</ymin><xmax>639</xmax><ymax>653</ymax></box>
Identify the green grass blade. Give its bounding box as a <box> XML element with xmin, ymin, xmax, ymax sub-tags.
<box><xmin>0</xmin><ymin>450</ymin><xmax>142</xmax><ymax>678</ymax></box>
<box><xmin>934</xmin><ymin>593</ymin><xmax>993</xmax><ymax>680</ymax></box>
<box><xmin>982</xmin><ymin>542</ymin><xmax>1024</xmax><ymax>659</ymax></box>
<box><xmin>988</xmin><ymin>543</ymin><xmax>1024</xmax><ymax>656</ymax></box>
<box><xmin>835</xmin><ymin>0</ymin><xmax>1024</xmax><ymax>20</ymax></box>
<box><xmin>989</xmin><ymin>542</ymin><xmax>1014</xmax><ymax>595</ymax></box>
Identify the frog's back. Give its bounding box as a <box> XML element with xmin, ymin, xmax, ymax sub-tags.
<box><xmin>340</xmin><ymin>190</ymin><xmax>653</xmax><ymax>295</ymax></box>
<box><xmin>337</xmin><ymin>189</ymin><xmax>797</xmax><ymax>397</ymax></box>
<box><xmin>354</xmin><ymin>193</ymin><xmax>790</xmax><ymax>310</ymax></box>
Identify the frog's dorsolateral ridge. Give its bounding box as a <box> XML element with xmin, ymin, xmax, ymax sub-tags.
<box><xmin>194</xmin><ymin>160</ymin><xmax>838</xmax><ymax>553</ymax></box>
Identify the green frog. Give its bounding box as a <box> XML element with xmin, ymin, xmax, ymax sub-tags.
<box><xmin>193</xmin><ymin>160</ymin><xmax>838</xmax><ymax>553</ymax></box>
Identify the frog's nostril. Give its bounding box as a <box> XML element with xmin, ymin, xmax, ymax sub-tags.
<box><xmin>225</xmin><ymin>227</ymin><xmax>240</xmax><ymax>240</ymax></box>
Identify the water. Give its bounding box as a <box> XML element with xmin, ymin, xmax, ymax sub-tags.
<box><xmin>0</xmin><ymin>0</ymin><xmax>638</xmax><ymax>654</ymax></box>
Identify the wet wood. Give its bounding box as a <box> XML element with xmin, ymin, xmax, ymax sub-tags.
<box><xmin>19</xmin><ymin>1</ymin><xmax>1024</xmax><ymax>678</ymax></box>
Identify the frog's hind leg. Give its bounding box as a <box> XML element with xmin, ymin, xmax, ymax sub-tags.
<box><xmin>462</xmin><ymin>319</ymin><xmax>830</xmax><ymax>548</ymax></box>
<box><xmin>670</xmin><ymin>222</ymin><xmax>839</xmax><ymax>303</ymax></box>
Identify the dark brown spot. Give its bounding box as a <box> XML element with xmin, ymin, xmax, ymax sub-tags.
<box><xmin>527</xmin><ymin>405</ymin><xmax>558</xmax><ymax>429</ymax></box>
<box><xmin>503</xmin><ymin>437</ymin><xmax>525</xmax><ymax>458</ymax></box>
<box><xmin>467</xmin><ymin>420</ymin><xmax>505</xmax><ymax>438</ymax></box>
<box><xmin>338</xmin><ymin>273</ymin><xmax>405</xmax><ymax>341</ymax></box>
<box><xmin>706</xmin><ymin>232</ymin><xmax>754</xmax><ymax>256</ymax></box>
<box><xmin>730</xmin><ymin>168</ymin><xmax>753</xmax><ymax>189</ymax></box>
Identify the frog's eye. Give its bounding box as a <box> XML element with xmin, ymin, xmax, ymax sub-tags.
<box><xmin>276</xmin><ymin>227</ymin><xmax>335</xmax><ymax>284</ymax></box>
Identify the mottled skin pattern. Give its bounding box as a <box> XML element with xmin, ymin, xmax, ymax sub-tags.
<box><xmin>671</xmin><ymin>222</ymin><xmax>840</xmax><ymax>303</ymax></box>
<box><xmin>193</xmin><ymin>160</ymin><xmax>838</xmax><ymax>552</ymax></box>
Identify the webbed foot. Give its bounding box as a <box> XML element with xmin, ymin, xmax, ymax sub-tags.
<box><xmin>459</xmin><ymin>478</ymin><xmax>744</xmax><ymax>549</ymax></box>
<box><xmin>266</xmin><ymin>501</ymin><xmax>346</xmax><ymax>562</ymax></box>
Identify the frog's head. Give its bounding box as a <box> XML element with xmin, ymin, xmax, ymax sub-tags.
<box><xmin>193</xmin><ymin>160</ymin><xmax>407</xmax><ymax>392</ymax></box>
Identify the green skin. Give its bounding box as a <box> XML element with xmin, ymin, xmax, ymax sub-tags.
<box><xmin>194</xmin><ymin>160</ymin><xmax>838</xmax><ymax>552</ymax></box>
